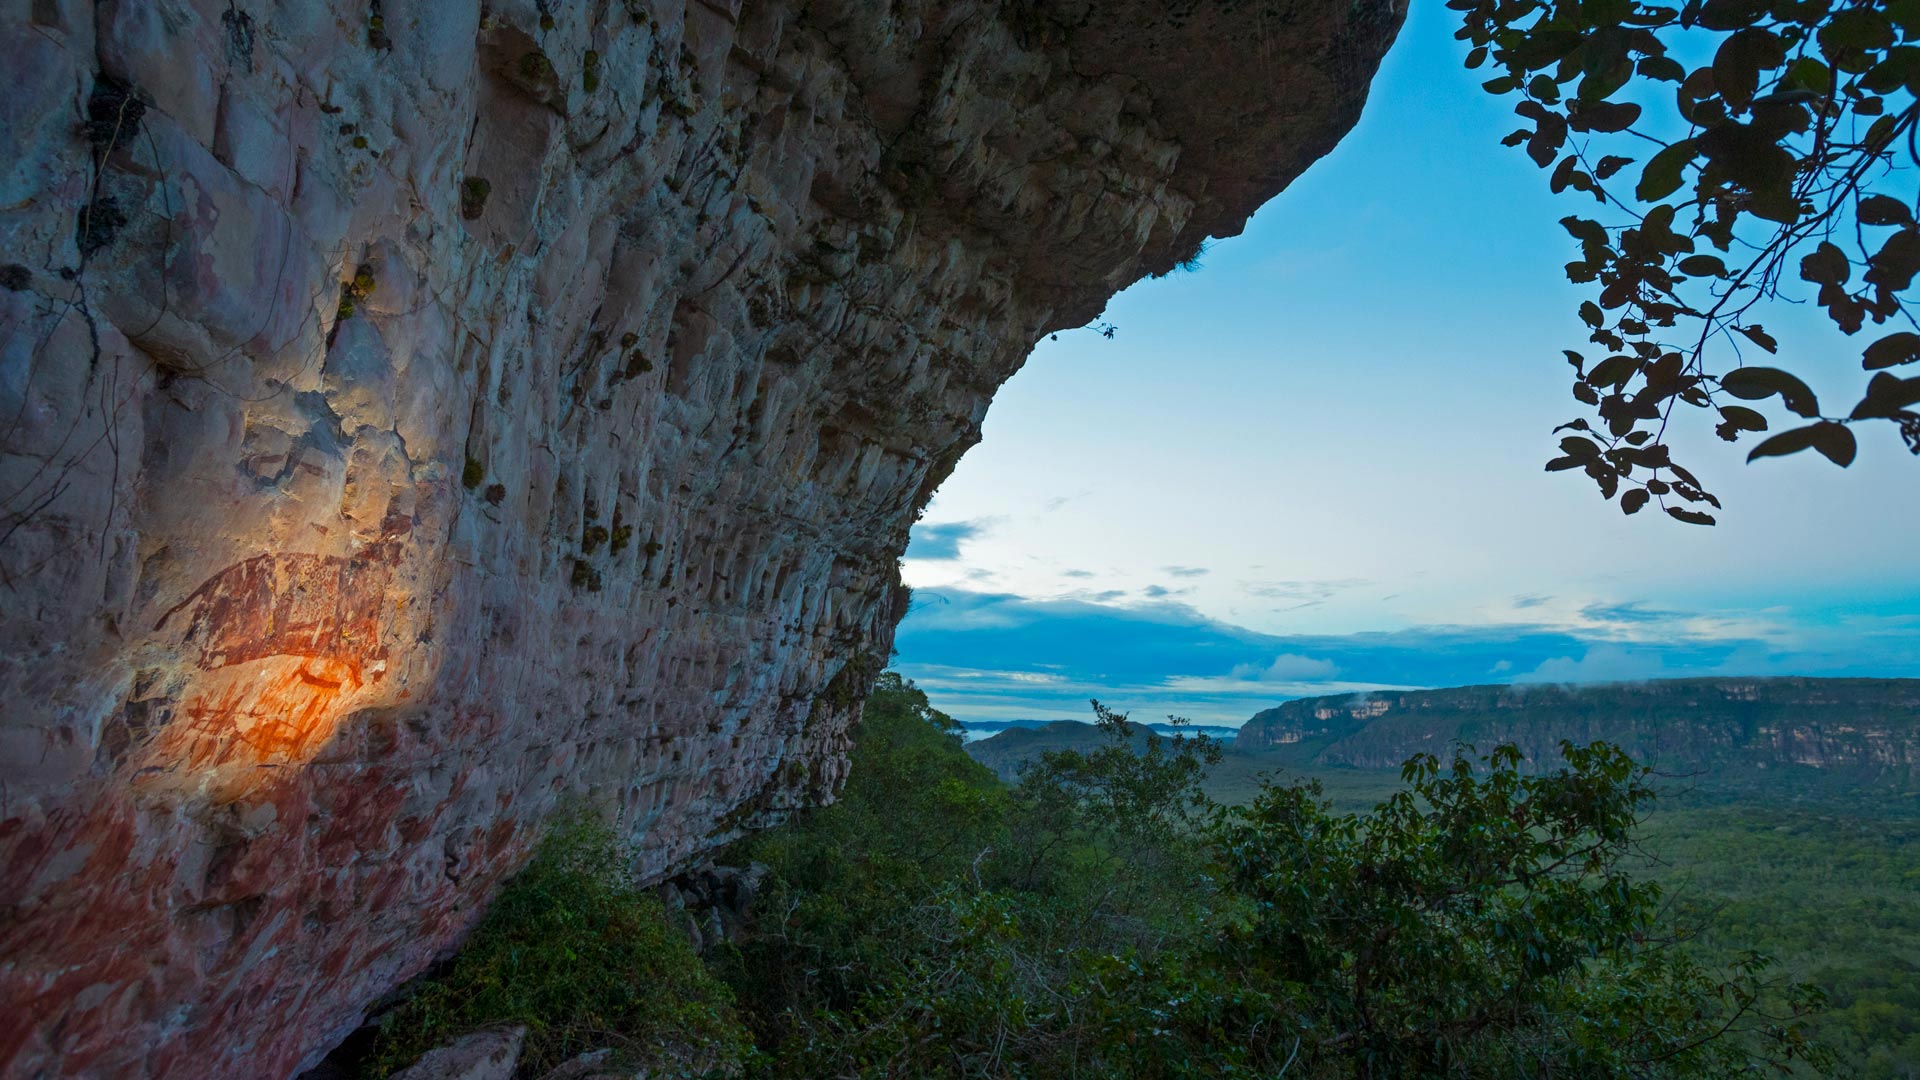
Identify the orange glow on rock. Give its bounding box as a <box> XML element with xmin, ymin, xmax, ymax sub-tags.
<box><xmin>171</xmin><ymin>655</ymin><xmax>369</xmax><ymax>768</ymax></box>
<box><xmin>146</xmin><ymin>525</ymin><xmax>411</xmax><ymax>772</ymax></box>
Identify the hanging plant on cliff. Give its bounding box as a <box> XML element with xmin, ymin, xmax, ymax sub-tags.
<box><xmin>1454</xmin><ymin>0</ymin><xmax>1920</xmax><ymax>524</ymax></box>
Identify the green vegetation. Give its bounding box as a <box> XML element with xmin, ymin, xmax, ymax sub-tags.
<box><xmin>335</xmin><ymin>264</ymin><xmax>376</xmax><ymax>323</ymax></box>
<box><xmin>459</xmin><ymin>176</ymin><xmax>492</xmax><ymax>221</ymax></box>
<box><xmin>372</xmin><ymin>675</ymin><xmax>1904</xmax><ymax>1077</ymax></box>
<box><xmin>1192</xmin><ymin>754</ymin><xmax>1920</xmax><ymax>1076</ymax></box>
<box><xmin>1640</xmin><ymin>801</ymin><xmax>1920</xmax><ymax>1077</ymax></box>
<box><xmin>361</xmin><ymin>814</ymin><xmax>750</xmax><ymax>1077</ymax></box>
<box><xmin>712</xmin><ymin>676</ymin><xmax>1822</xmax><ymax>1078</ymax></box>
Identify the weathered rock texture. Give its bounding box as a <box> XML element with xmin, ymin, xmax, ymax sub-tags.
<box><xmin>0</xmin><ymin>1</ymin><xmax>1400</xmax><ymax>1075</ymax></box>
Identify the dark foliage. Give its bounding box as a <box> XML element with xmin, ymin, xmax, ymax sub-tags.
<box><xmin>1455</xmin><ymin>0</ymin><xmax>1920</xmax><ymax>521</ymax></box>
<box><xmin>367</xmin><ymin>676</ymin><xmax>1837</xmax><ymax>1078</ymax></box>
<box><xmin>717</xmin><ymin>676</ymin><xmax>1826</xmax><ymax>1078</ymax></box>
<box><xmin>360</xmin><ymin>815</ymin><xmax>749</xmax><ymax>1078</ymax></box>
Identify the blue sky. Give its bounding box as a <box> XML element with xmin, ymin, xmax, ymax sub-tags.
<box><xmin>894</xmin><ymin>1</ymin><xmax>1920</xmax><ymax>727</ymax></box>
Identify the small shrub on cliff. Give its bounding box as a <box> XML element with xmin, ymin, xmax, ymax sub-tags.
<box><xmin>335</xmin><ymin>264</ymin><xmax>376</xmax><ymax>324</ymax></box>
<box><xmin>361</xmin><ymin>814</ymin><xmax>750</xmax><ymax>1078</ymax></box>
<box><xmin>459</xmin><ymin>177</ymin><xmax>491</xmax><ymax>221</ymax></box>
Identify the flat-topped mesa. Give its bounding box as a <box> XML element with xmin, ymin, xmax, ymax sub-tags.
<box><xmin>0</xmin><ymin>2</ymin><xmax>1401</xmax><ymax>1076</ymax></box>
<box><xmin>1238</xmin><ymin>678</ymin><xmax>1920</xmax><ymax>777</ymax></box>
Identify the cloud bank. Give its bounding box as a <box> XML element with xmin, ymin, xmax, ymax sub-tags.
<box><xmin>891</xmin><ymin>588</ymin><xmax>1920</xmax><ymax>727</ymax></box>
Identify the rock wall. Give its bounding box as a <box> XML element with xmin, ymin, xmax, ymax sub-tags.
<box><xmin>0</xmin><ymin>2</ymin><xmax>1400</xmax><ymax>1076</ymax></box>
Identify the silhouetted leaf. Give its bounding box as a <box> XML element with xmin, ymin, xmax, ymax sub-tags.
<box><xmin>1505</xmin><ymin>28</ymin><xmax>1585</xmax><ymax>68</ymax></box>
<box><xmin>1861</xmin><ymin>45</ymin><xmax>1920</xmax><ymax>94</ymax></box>
<box><xmin>1714</xmin><ymin>405</ymin><xmax>1769</xmax><ymax>441</ymax></box>
<box><xmin>1572</xmin><ymin>100</ymin><xmax>1643</xmax><ymax>132</ymax></box>
<box><xmin>1866</xmin><ymin>229</ymin><xmax>1920</xmax><ymax>291</ymax></box>
<box><xmin>1820</xmin><ymin>8</ymin><xmax>1896</xmax><ymax>52</ymax></box>
<box><xmin>1735</xmin><ymin>325</ymin><xmax>1778</xmax><ymax>353</ymax></box>
<box><xmin>1696</xmin><ymin>121</ymin><xmax>1796</xmax><ymax>192</ymax></box>
<box><xmin>1665</xmin><ymin>506</ymin><xmax>1718</xmax><ymax>525</ymax></box>
<box><xmin>1677</xmin><ymin>67</ymin><xmax>1720</xmax><ymax>124</ymax></box>
<box><xmin>1594</xmin><ymin>155</ymin><xmax>1635</xmax><ymax>179</ymax></box>
<box><xmin>1550</xmin><ymin>154</ymin><xmax>1588</xmax><ymax>194</ymax></box>
<box><xmin>1799</xmin><ymin>241</ymin><xmax>1850</xmax><ymax>285</ymax></box>
<box><xmin>1561</xmin><ymin>216</ymin><xmax>1609</xmax><ymax>246</ymax></box>
<box><xmin>1637</xmin><ymin>140</ymin><xmax>1695</xmax><ymax>201</ymax></box>
<box><xmin>1863</xmin><ymin>331</ymin><xmax>1920</xmax><ymax>369</ymax></box>
<box><xmin>1850</xmin><ymin>372</ymin><xmax>1920</xmax><ymax>418</ymax></box>
<box><xmin>1780</xmin><ymin>56</ymin><xmax>1833</xmax><ymax>94</ymax></box>
<box><xmin>1713</xmin><ymin>28</ymin><xmax>1786</xmax><ymax>110</ymax></box>
<box><xmin>1858</xmin><ymin>195</ymin><xmax>1913</xmax><ymax>226</ymax></box>
<box><xmin>1746</xmin><ymin>421</ymin><xmax>1857</xmax><ymax>465</ymax></box>
<box><xmin>1621</xmin><ymin>488</ymin><xmax>1651</xmax><ymax>514</ymax></box>
<box><xmin>1637</xmin><ymin>55</ymin><xmax>1687</xmax><ymax>81</ymax></box>
<box><xmin>1720</xmin><ymin>366</ymin><xmax>1819</xmax><ymax>416</ymax></box>
<box><xmin>1578</xmin><ymin>59</ymin><xmax>1636</xmax><ymax>102</ymax></box>
<box><xmin>1588</xmin><ymin>355</ymin><xmax>1639</xmax><ymax>387</ymax></box>
<box><xmin>1677</xmin><ymin>254</ymin><xmax>1728</xmax><ymax>277</ymax></box>
<box><xmin>1698</xmin><ymin>0</ymin><xmax>1766</xmax><ymax>30</ymax></box>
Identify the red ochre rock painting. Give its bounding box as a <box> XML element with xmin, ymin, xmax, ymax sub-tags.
<box><xmin>0</xmin><ymin>538</ymin><xmax>437</xmax><ymax>1076</ymax></box>
<box><xmin>152</xmin><ymin>540</ymin><xmax>403</xmax><ymax>770</ymax></box>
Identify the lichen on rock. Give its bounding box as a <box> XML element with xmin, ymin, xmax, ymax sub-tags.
<box><xmin>0</xmin><ymin>1</ymin><xmax>1401</xmax><ymax>1076</ymax></box>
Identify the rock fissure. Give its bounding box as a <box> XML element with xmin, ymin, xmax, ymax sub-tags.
<box><xmin>0</xmin><ymin>2</ymin><xmax>1400</xmax><ymax>1076</ymax></box>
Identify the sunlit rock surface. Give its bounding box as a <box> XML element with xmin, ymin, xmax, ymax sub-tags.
<box><xmin>0</xmin><ymin>1</ymin><xmax>1401</xmax><ymax>1074</ymax></box>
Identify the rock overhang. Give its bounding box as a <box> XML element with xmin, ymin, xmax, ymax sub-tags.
<box><xmin>0</xmin><ymin>1</ymin><xmax>1402</xmax><ymax>1075</ymax></box>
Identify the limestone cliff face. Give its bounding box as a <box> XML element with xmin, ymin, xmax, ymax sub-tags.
<box><xmin>0</xmin><ymin>2</ymin><xmax>1400</xmax><ymax>1075</ymax></box>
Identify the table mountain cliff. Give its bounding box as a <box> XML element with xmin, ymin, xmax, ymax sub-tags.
<box><xmin>0</xmin><ymin>1</ymin><xmax>1402</xmax><ymax>1075</ymax></box>
<box><xmin>1236</xmin><ymin>678</ymin><xmax>1920</xmax><ymax>788</ymax></box>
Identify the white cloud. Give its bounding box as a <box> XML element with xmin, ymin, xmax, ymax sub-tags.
<box><xmin>1519</xmin><ymin>644</ymin><xmax>1670</xmax><ymax>683</ymax></box>
<box><xmin>905</xmin><ymin>519</ymin><xmax>990</xmax><ymax>561</ymax></box>
<box><xmin>1230</xmin><ymin>653</ymin><xmax>1340</xmax><ymax>681</ymax></box>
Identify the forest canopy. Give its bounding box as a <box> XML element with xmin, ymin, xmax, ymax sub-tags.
<box><xmin>365</xmin><ymin>676</ymin><xmax>1834</xmax><ymax>1079</ymax></box>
